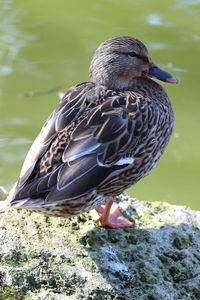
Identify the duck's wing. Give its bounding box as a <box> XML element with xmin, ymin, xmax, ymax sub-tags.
<box><xmin>7</xmin><ymin>82</ymin><xmax>94</xmax><ymax>202</ymax></box>
<box><xmin>17</xmin><ymin>82</ymin><xmax>95</xmax><ymax>189</ymax></box>
<box><xmin>9</xmin><ymin>89</ymin><xmax>149</xmax><ymax>207</ymax></box>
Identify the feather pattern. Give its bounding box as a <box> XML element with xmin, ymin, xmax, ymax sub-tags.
<box><xmin>6</xmin><ymin>36</ymin><xmax>176</xmax><ymax>216</ymax></box>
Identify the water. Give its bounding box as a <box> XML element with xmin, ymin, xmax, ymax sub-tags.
<box><xmin>0</xmin><ymin>0</ymin><xmax>199</xmax><ymax>209</ymax></box>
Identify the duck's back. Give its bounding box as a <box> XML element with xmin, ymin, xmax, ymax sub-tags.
<box><xmin>7</xmin><ymin>79</ymin><xmax>174</xmax><ymax>215</ymax></box>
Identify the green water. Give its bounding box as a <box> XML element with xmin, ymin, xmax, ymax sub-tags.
<box><xmin>0</xmin><ymin>0</ymin><xmax>199</xmax><ymax>209</ymax></box>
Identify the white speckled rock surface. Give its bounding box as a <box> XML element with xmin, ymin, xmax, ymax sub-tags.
<box><xmin>0</xmin><ymin>190</ymin><xmax>200</xmax><ymax>300</ymax></box>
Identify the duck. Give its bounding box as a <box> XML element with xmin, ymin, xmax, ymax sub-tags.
<box><xmin>5</xmin><ymin>36</ymin><xmax>178</xmax><ymax>228</ymax></box>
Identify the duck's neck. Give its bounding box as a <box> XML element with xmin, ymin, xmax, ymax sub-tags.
<box><xmin>90</xmin><ymin>70</ymin><xmax>136</xmax><ymax>91</ymax></box>
<box><xmin>128</xmin><ymin>77</ymin><xmax>170</xmax><ymax>104</ymax></box>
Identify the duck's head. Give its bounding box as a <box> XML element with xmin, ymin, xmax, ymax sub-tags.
<box><xmin>89</xmin><ymin>36</ymin><xmax>178</xmax><ymax>90</ymax></box>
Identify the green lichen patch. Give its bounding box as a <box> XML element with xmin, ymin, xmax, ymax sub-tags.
<box><xmin>2</xmin><ymin>249</ymin><xmax>29</xmax><ymax>266</ymax></box>
<box><xmin>171</xmin><ymin>232</ymin><xmax>195</xmax><ymax>249</ymax></box>
<box><xmin>77</xmin><ymin>287</ymin><xmax>125</xmax><ymax>300</ymax></box>
<box><xmin>0</xmin><ymin>287</ymin><xmax>31</xmax><ymax>300</ymax></box>
<box><xmin>2</xmin><ymin>250</ymin><xmax>86</xmax><ymax>295</ymax></box>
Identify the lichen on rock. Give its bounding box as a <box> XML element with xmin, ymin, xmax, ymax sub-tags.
<box><xmin>0</xmin><ymin>191</ymin><xmax>200</xmax><ymax>300</ymax></box>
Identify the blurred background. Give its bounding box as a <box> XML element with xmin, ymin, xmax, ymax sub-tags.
<box><xmin>0</xmin><ymin>0</ymin><xmax>199</xmax><ymax>209</ymax></box>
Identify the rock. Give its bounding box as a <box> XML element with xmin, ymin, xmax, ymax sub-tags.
<box><xmin>0</xmin><ymin>186</ymin><xmax>8</xmax><ymax>201</ymax></box>
<box><xmin>0</xmin><ymin>192</ymin><xmax>200</xmax><ymax>300</ymax></box>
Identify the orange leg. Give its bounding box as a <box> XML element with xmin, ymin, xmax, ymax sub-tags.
<box><xmin>91</xmin><ymin>196</ymin><xmax>134</xmax><ymax>228</ymax></box>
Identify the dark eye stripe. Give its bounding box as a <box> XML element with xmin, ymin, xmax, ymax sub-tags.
<box><xmin>132</xmin><ymin>54</ymin><xmax>149</xmax><ymax>63</ymax></box>
<box><xmin>129</xmin><ymin>53</ymin><xmax>149</xmax><ymax>63</ymax></box>
<box><xmin>138</xmin><ymin>55</ymin><xmax>149</xmax><ymax>63</ymax></box>
<box><xmin>128</xmin><ymin>52</ymin><xmax>137</xmax><ymax>57</ymax></box>
<box><xmin>114</xmin><ymin>51</ymin><xmax>149</xmax><ymax>63</ymax></box>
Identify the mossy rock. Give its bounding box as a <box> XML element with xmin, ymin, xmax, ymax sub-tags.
<box><xmin>0</xmin><ymin>194</ymin><xmax>200</xmax><ymax>299</ymax></box>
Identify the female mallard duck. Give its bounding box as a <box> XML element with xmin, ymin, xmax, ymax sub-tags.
<box><xmin>6</xmin><ymin>36</ymin><xmax>177</xmax><ymax>228</ymax></box>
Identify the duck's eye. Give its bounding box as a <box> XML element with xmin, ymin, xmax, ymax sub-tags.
<box><xmin>128</xmin><ymin>52</ymin><xmax>137</xmax><ymax>57</ymax></box>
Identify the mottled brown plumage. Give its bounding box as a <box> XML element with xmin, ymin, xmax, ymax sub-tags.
<box><xmin>6</xmin><ymin>36</ymin><xmax>177</xmax><ymax>225</ymax></box>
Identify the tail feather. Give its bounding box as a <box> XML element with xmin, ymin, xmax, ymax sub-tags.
<box><xmin>10</xmin><ymin>197</ymin><xmax>46</xmax><ymax>209</ymax></box>
<box><xmin>0</xmin><ymin>183</ymin><xmax>30</xmax><ymax>211</ymax></box>
<box><xmin>0</xmin><ymin>184</ymin><xmax>55</xmax><ymax>212</ymax></box>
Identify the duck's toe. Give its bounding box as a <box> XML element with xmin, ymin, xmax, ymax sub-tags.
<box><xmin>91</xmin><ymin>199</ymin><xmax>134</xmax><ymax>229</ymax></box>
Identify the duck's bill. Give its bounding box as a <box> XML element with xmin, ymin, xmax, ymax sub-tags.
<box><xmin>148</xmin><ymin>65</ymin><xmax>178</xmax><ymax>84</ymax></box>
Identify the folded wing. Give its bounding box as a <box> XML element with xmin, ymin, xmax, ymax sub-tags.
<box><xmin>9</xmin><ymin>85</ymin><xmax>148</xmax><ymax>208</ymax></box>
